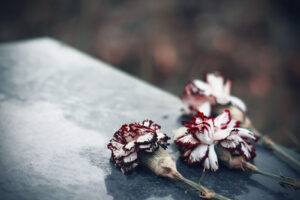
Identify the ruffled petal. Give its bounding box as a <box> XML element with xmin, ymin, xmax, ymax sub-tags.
<box><xmin>108</xmin><ymin>140</ymin><xmax>123</xmax><ymax>150</ymax></box>
<box><xmin>136</xmin><ymin>132</ymin><xmax>155</xmax><ymax>143</ymax></box>
<box><xmin>235</xmin><ymin>128</ymin><xmax>257</xmax><ymax>140</ymax></box>
<box><xmin>220</xmin><ymin>139</ymin><xmax>239</xmax><ymax>150</ymax></box>
<box><xmin>240</xmin><ymin>143</ymin><xmax>251</xmax><ymax>159</ymax></box>
<box><xmin>226</xmin><ymin>133</ymin><xmax>244</xmax><ymax>143</ymax></box>
<box><xmin>194</xmin><ymin>126</ymin><xmax>213</xmax><ymax>145</ymax></box>
<box><xmin>188</xmin><ymin>144</ymin><xmax>208</xmax><ymax>164</ymax></box>
<box><xmin>213</xmin><ymin>109</ymin><xmax>231</xmax><ymax>129</ymax></box>
<box><xmin>112</xmin><ymin>148</ymin><xmax>126</xmax><ymax>159</ymax></box>
<box><xmin>220</xmin><ymin>134</ymin><xmax>243</xmax><ymax>153</ymax></box>
<box><xmin>176</xmin><ymin>134</ymin><xmax>200</xmax><ymax>146</ymax></box>
<box><xmin>226</xmin><ymin>118</ymin><xmax>240</xmax><ymax>129</ymax></box>
<box><xmin>208</xmin><ymin>144</ymin><xmax>219</xmax><ymax>171</ymax></box>
<box><xmin>193</xmin><ymin>79</ymin><xmax>211</xmax><ymax>96</ymax></box>
<box><xmin>213</xmin><ymin>129</ymin><xmax>231</xmax><ymax>141</ymax></box>
<box><xmin>206</xmin><ymin>73</ymin><xmax>224</xmax><ymax>97</ymax></box>
<box><xmin>229</xmin><ymin>96</ymin><xmax>247</xmax><ymax>112</ymax></box>
<box><xmin>124</xmin><ymin>141</ymin><xmax>135</xmax><ymax>151</ymax></box>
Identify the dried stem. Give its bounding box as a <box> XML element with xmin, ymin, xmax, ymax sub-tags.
<box><xmin>177</xmin><ymin>175</ymin><xmax>231</xmax><ymax>200</ymax></box>
<box><xmin>242</xmin><ymin>161</ymin><xmax>300</xmax><ymax>190</ymax></box>
<box><xmin>140</xmin><ymin>147</ymin><xmax>231</xmax><ymax>200</ymax></box>
<box><xmin>250</xmin><ymin>127</ymin><xmax>300</xmax><ymax>172</ymax></box>
<box><xmin>216</xmin><ymin>145</ymin><xmax>300</xmax><ymax>190</ymax></box>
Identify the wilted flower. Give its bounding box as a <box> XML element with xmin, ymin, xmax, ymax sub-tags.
<box><xmin>181</xmin><ymin>73</ymin><xmax>246</xmax><ymax>116</ymax></box>
<box><xmin>107</xmin><ymin>120</ymin><xmax>170</xmax><ymax>173</ymax></box>
<box><xmin>174</xmin><ymin>110</ymin><xmax>256</xmax><ymax>171</ymax></box>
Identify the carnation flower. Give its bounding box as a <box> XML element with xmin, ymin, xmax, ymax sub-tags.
<box><xmin>181</xmin><ymin>73</ymin><xmax>246</xmax><ymax>116</ymax></box>
<box><xmin>107</xmin><ymin>120</ymin><xmax>170</xmax><ymax>173</ymax></box>
<box><xmin>174</xmin><ymin>110</ymin><xmax>256</xmax><ymax>171</ymax></box>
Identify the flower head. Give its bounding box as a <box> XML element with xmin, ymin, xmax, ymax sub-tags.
<box><xmin>174</xmin><ymin>110</ymin><xmax>256</xmax><ymax>171</ymax></box>
<box><xmin>181</xmin><ymin>73</ymin><xmax>246</xmax><ymax>116</ymax></box>
<box><xmin>107</xmin><ymin>120</ymin><xmax>170</xmax><ymax>173</ymax></box>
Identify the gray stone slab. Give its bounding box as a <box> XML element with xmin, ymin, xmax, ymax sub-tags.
<box><xmin>0</xmin><ymin>38</ymin><xmax>299</xmax><ymax>200</ymax></box>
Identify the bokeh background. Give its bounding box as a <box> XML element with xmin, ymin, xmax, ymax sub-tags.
<box><xmin>0</xmin><ymin>0</ymin><xmax>299</xmax><ymax>149</ymax></box>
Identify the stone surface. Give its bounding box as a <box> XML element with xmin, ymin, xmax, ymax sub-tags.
<box><xmin>0</xmin><ymin>38</ymin><xmax>299</xmax><ymax>200</ymax></box>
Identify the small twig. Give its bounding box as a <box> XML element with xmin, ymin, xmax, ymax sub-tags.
<box><xmin>286</xmin><ymin>131</ymin><xmax>300</xmax><ymax>150</ymax></box>
<box><xmin>243</xmin><ymin>161</ymin><xmax>300</xmax><ymax>190</ymax></box>
<box><xmin>177</xmin><ymin>176</ymin><xmax>231</xmax><ymax>200</ymax></box>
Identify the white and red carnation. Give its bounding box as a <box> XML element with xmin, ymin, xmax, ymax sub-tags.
<box><xmin>107</xmin><ymin>120</ymin><xmax>170</xmax><ymax>173</ymax></box>
<box><xmin>181</xmin><ymin>73</ymin><xmax>246</xmax><ymax>116</ymax></box>
<box><xmin>174</xmin><ymin>110</ymin><xmax>256</xmax><ymax>171</ymax></box>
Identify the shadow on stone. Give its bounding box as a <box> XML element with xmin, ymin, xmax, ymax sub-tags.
<box><xmin>80</xmin><ymin>146</ymin><xmax>203</xmax><ymax>200</ymax></box>
<box><xmin>177</xmin><ymin>115</ymin><xmax>192</xmax><ymax>125</ymax></box>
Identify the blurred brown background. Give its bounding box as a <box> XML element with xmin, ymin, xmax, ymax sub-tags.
<box><xmin>0</xmin><ymin>0</ymin><xmax>299</xmax><ymax>149</ymax></box>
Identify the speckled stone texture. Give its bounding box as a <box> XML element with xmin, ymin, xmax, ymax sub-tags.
<box><xmin>0</xmin><ymin>38</ymin><xmax>299</xmax><ymax>200</ymax></box>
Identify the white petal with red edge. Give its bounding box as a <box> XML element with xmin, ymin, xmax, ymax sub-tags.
<box><xmin>195</xmin><ymin>128</ymin><xmax>213</xmax><ymax>145</ymax></box>
<box><xmin>236</xmin><ymin>128</ymin><xmax>256</xmax><ymax>140</ymax></box>
<box><xmin>229</xmin><ymin>96</ymin><xmax>247</xmax><ymax>112</ymax></box>
<box><xmin>208</xmin><ymin>144</ymin><xmax>219</xmax><ymax>171</ymax></box>
<box><xmin>113</xmin><ymin>148</ymin><xmax>130</xmax><ymax>159</ymax></box>
<box><xmin>220</xmin><ymin>139</ymin><xmax>239</xmax><ymax>149</ymax></box>
<box><xmin>214</xmin><ymin>110</ymin><xmax>231</xmax><ymax>129</ymax></box>
<box><xmin>240</xmin><ymin>143</ymin><xmax>251</xmax><ymax>159</ymax></box>
<box><xmin>176</xmin><ymin>134</ymin><xmax>199</xmax><ymax>145</ymax></box>
<box><xmin>137</xmin><ymin>132</ymin><xmax>154</xmax><ymax>143</ymax></box>
<box><xmin>227</xmin><ymin>134</ymin><xmax>244</xmax><ymax>143</ymax></box>
<box><xmin>110</xmin><ymin>140</ymin><xmax>124</xmax><ymax>149</ymax></box>
<box><xmin>189</xmin><ymin>144</ymin><xmax>208</xmax><ymax>163</ymax></box>
<box><xmin>157</xmin><ymin>131</ymin><xmax>168</xmax><ymax>141</ymax></box>
<box><xmin>226</xmin><ymin>119</ymin><xmax>239</xmax><ymax>129</ymax></box>
<box><xmin>207</xmin><ymin>118</ymin><xmax>215</xmax><ymax>139</ymax></box>
<box><xmin>197</xmin><ymin>101</ymin><xmax>211</xmax><ymax>116</ymax></box>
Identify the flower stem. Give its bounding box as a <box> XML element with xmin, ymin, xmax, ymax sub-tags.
<box><xmin>243</xmin><ymin>161</ymin><xmax>300</xmax><ymax>190</ymax></box>
<box><xmin>251</xmin><ymin>127</ymin><xmax>300</xmax><ymax>172</ymax></box>
<box><xmin>140</xmin><ymin>147</ymin><xmax>232</xmax><ymax>200</ymax></box>
<box><xmin>176</xmin><ymin>175</ymin><xmax>231</xmax><ymax>200</ymax></box>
